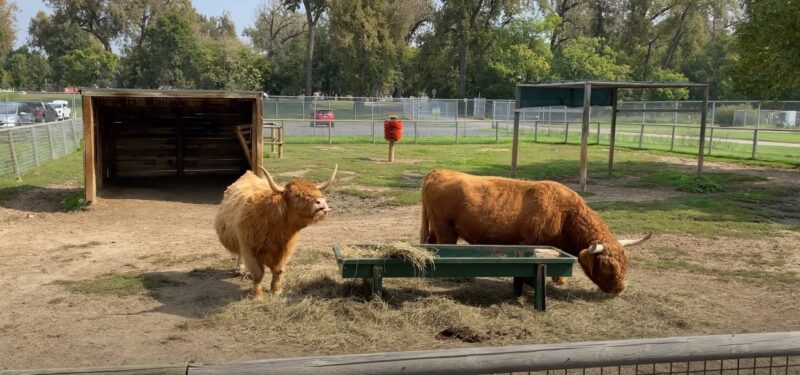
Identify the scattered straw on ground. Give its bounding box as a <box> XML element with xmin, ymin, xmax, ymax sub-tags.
<box><xmin>339</xmin><ymin>242</ymin><xmax>436</xmax><ymax>273</ymax></box>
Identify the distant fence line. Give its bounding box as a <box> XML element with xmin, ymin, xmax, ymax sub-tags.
<box><xmin>266</xmin><ymin>118</ymin><xmax>799</xmax><ymax>165</ymax></box>
<box><xmin>0</xmin><ymin>119</ymin><xmax>83</xmax><ymax>179</ymax></box>
<box><xmin>265</xmin><ymin>96</ymin><xmax>800</xmax><ymax>129</ymax></box>
<box><xmin>1</xmin><ymin>331</ymin><xmax>799</xmax><ymax>374</ymax></box>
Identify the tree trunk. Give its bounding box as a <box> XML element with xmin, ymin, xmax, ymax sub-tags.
<box><xmin>304</xmin><ymin>8</ymin><xmax>316</xmax><ymax>97</ymax></box>
<box><xmin>458</xmin><ymin>38</ymin><xmax>468</xmax><ymax>98</ymax></box>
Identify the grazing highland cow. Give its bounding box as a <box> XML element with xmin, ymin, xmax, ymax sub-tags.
<box><xmin>420</xmin><ymin>169</ymin><xmax>651</xmax><ymax>294</ymax></box>
<box><xmin>215</xmin><ymin>166</ymin><xmax>337</xmax><ymax>299</ymax></box>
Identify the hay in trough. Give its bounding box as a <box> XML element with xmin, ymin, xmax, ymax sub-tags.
<box><xmin>340</xmin><ymin>242</ymin><xmax>436</xmax><ymax>273</ymax></box>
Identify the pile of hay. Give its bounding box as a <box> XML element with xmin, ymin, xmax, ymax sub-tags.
<box><xmin>339</xmin><ymin>242</ymin><xmax>436</xmax><ymax>273</ymax></box>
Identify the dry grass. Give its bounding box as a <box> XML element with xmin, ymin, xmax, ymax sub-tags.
<box><xmin>203</xmin><ymin>258</ymin><xmax>721</xmax><ymax>354</ymax></box>
<box><xmin>339</xmin><ymin>242</ymin><xmax>436</xmax><ymax>273</ymax></box>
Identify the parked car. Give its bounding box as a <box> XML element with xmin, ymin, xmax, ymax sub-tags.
<box><xmin>20</xmin><ymin>101</ymin><xmax>58</xmax><ymax>123</ymax></box>
<box><xmin>310</xmin><ymin>109</ymin><xmax>335</xmax><ymax>127</ymax></box>
<box><xmin>0</xmin><ymin>102</ymin><xmax>35</xmax><ymax>127</ymax></box>
<box><xmin>50</xmin><ymin>100</ymin><xmax>72</xmax><ymax>120</ymax></box>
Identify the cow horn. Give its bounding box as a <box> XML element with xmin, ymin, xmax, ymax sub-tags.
<box><xmin>259</xmin><ymin>166</ymin><xmax>285</xmax><ymax>193</ymax></box>
<box><xmin>589</xmin><ymin>243</ymin><xmax>605</xmax><ymax>254</ymax></box>
<box><xmin>316</xmin><ymin>164</ymin><xmax>338</xmax><ymax>190</ymax></box>
<box><xmin>619</xmin><ymin>231</ymin><xmax>653</xmax><ymax>247</ymax></box>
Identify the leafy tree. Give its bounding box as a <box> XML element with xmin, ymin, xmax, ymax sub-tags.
<box><xmin>283</xmin><ymin>0</ymin><xmax>329</xmax><ymax>96</ymax></box>
<box><xmin>552</xmin><ymin>36</ymin><xmax>629</xmax><ymax>80</ymax></box>
<box><xmin>643</xmin><ymin>68</ymin><xmax>689</xmax><ymax>100</ymax></box>
<box><xmin>58</xmin><ymin>44</ymin><xmax>120</xmax><ymax>87</ymax></box>
<box><xmin>4</xmin><ymin>46</ymin><xmax>51</xmax><ymax>90</ymax></box>
<box><xmin>125</xmin><ymin>11</ymin><xmax>201</xmax><ymax>88</ymax></box>
<box><xmin>43</xmin><ymin>0</ymin><xmax>125</xmax><ymax>51</ymax></box>
<box><xmin>0</xmin><ymin>0</ymin><xmax>18</xmax><ymax>61</ymax></box>
<box><xmin>734</xmin><ymin>0</ymin><xmax>800</xmax><ymax>99</ymax></box>
<box><xmin>433</xmin><ymin>0</ymin><xmax>525</xmax><ymax>98</ymax></box>
<box><xmin>120</xmin><ymin>0</ymin><xmax>190</xmax><ymax>49</ymax></box>
<box><xmin>244</xmin><ymin>0</ymin><xmax>307</xmax><ymax>59</ymax></box>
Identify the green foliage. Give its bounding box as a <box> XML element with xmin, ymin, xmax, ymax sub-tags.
<box><xmin>0</xmin><ymin>0</ymin><xmax>18</xmax><ymax>61</ymax></box>
<box><xmin>713</xmin><ymin>104</ymin><xmax>755</xmax><ymax>127</ymax></box>
<box><xmin>58</xmin><ymin>45</ymin><xmax>120</xmax><ymax>87</ymax></box>
<box><xmin>125</xmin><ymin>11</ymin><xmax>201</xmax><ymax>88</ymax></box>
<box><xmin>552</xmin><ymin>37</ymin><xmax>630</xmax><ymax>80</ymax></box>
<box><xmin>735</xmin><ymin>0</ymin><xmax>800</xmax><ymax>99</ymax></box>
<box><xmin>60</xmin><ymin>190</ymin><xmax>88</xmax><ymax>211</ymax></box>
<box><xmin>4</xmin><ymin>46</ymin><xmax>51</xmax><ymax>90</ymax></box>
<box><xmin>644</xmin><ymin>69</ymin><xmax>690</xmax><ymax>101</ymax></box>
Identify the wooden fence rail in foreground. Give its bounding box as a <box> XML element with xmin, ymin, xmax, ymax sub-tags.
<box><xmin>3</xmin><ymin>331</ymin><xmax>799</xmax><ymax>375</ymax></box>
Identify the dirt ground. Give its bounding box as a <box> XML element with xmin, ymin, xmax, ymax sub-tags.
<box><xmin>0</xmin><ymin>160</ymin><xmax>798</xmax><ymax>370</ymax></box>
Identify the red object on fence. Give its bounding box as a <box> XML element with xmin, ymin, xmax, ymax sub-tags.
<box><xmin>384</xmin><ymin>118</ymin><xmax>403</xmax><ymax>142</ymax></box>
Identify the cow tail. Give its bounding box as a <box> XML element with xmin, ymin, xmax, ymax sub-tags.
<box><xmin>420</xmin><ymin>185</ymin><xmax>430</xmax><ymax>244</ymax></box>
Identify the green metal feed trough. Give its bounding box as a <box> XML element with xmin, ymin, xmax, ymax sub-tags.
<box><xmin>332</xmin><ymin>244</ymin><xmax>577</xmax><ymax>311</ymax></box>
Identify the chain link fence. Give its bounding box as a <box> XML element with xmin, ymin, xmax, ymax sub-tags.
<box><xmin>0</xmin><ymin>118</ymin><xmax>83</xmax><ymax>179</ymax></box>
<box><xmin>263</xmin><ymin>96</ymin><xmax>799</xmax><ymax>165</ymax></box>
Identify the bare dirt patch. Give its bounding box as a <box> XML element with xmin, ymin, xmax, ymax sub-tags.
<box><xmin>0</xmin><ymin>162</ymin><xmax>798</xmax><ymax>370</ymax></box>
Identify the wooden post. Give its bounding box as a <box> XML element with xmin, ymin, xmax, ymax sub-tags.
<box><xmin>279</xmin><ymin>126</ymin><xmax>285</xmax><ymax>159</ymax></box>
<box><xmin>372</xmin><ymin>119</ymin><xmax>376</xmax><ymax>144</ymax></box>
<box><xmin>327</xmin><ymin>121</ymin><xmax>332</xmax><ymax>145</ymax></box>
<box><xmin>638</xmin><ymin>124</ymin><xmax>645</xmax><ymax>148</ymax></box>
<box><xmin>751</xmin><ymin>129</ymin><xmax>758</xmax><ymax>159</ymax></box>
<box><xmin>534</xmin><ymin>121</ymin><xmax>538</xmax><ymax>142</ymax></box>
<box><xmin>670</xmin><ymin>125</ymin><xmax>676</xmax><ymax>151</ymax></box>
<box><xmin>82</xmin><ymin>96</ymin><xmax>96</xmax><ymax>203</ymax></box>
<box><xmin>7</xmin><ymin>130</ymin><xmax>20</xmax><ymax>180</ymax></box>
<box><xmin>69</xmin><ymin>118</ymin><xmax>78</xmax><ymax>147</ymax></box>
<box><xmin>579</xmin><ymin>82</ymin><xmax>591</xmax><ymax>193</ymax></box>
<box><xmin>511</xmin><ymin>111</ymin><xmax>520</xmax><ymax>177</ymax></box>
<box><xmin>270</xmin><ymin>127</ymin><xmax>275</xmax><ymax>153</ymax></box>
<box><xmin>534</xmin><ymin>264</ymin><xmax>547</xmax><ymax>311</ymax></box>
<box><xmin>495</xmin><ymin>120</ymin><xmax>499</xmax><ymax>143</ymax></box>
<box><xmin>47</xmin><ymin>123</ymin><xmax>55</xmax><ymax>160</ymax></box>
<box><xmin>454</xmin><ymin>118</ymin><xmax>459</xmax><ymax>144</ymax></box>
<box><xmin>414</xmin><ymin>121</ymin><xmax>418</xmax><ymax>144</ymax></box>
<box><xmin>596</xmin><ymin>122</ymin><xmax>600</xmax><ymax>144</ymax></box>
<box><xmin>61</xmin><ymin>122</ymin><xmax>69</xmax><ymax>155</ymax></box>
<box><xmin>30</xmin><ymin>128</ymin><xmax>39</xmax><ymax>166</ymax></box>
<box><xmin>608</xmin><ymin>88</ymin><xmax>618</xmax><ymax>176</ymax></box>
<box><xmin>697</xmin><ymin>86</ymin><xmax>709</xmax><ymax>176</ymax></box>
<box><xmin>707</xmin><ymin>127</ymin><xmax>715</xmax><ymax>156</ymax></box>
<box><xmin>564</xmin><ymin>122</ymin><xmax>569</xmax><ymax>143</ymax></box>
<box><xmin>388</xmin><ymin>141</ymin><xmax>396</xmax><ymax>162</ymax></box>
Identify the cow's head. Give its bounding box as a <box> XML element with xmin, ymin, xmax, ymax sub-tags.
<box><xmin>577</xmin><ymin>232</ymin><xmax>652</xmax><ymax>294</ymax></box>
<box><xmin>260</xmin><ymin>165</ymin><xmax>337</xmax><ymax>223</ymax></box>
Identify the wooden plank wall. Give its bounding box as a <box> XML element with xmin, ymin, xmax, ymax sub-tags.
<box><xmin>94</xmin><ymin>97</ymin><xmax>252</xmax><ymax>180</ymax></box>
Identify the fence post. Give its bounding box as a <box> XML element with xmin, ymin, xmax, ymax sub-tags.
<box><xmin>707</xmin><ymin>127</ymin><xmax>714</xmax><ymax>155</ymax></box>
<box><xmin>751</xmin><ymin>129</ymin><xmax>758</xmax><ymax>159</ymax></box>
<box><xmin>327</xmin><ymin>121</ymin><xmax>332</xmax><ymax>145</ymax></box>
<box><xmin>564</xmin><ymin>122</ymin><xmax>569</xmax><ymax>143</ymax></box>
<box><xmin>31</xmin><ymin>128</ymin><xmax>40</xmax><ymax>166</ymax></box>
<box><xmin>710</xmin><ymin>101</ymin><xmax>716</xmax><ymax>126</ymax></box>
<box><xmin>372</xmin><ymin>119</ymin><xmax>376</xmax><ymax>144</ymax></box>
<box><xmin>495</xmin><ymin>120</ymin><xmax>499</xmax><ymax>144</ymax></box>
<box><xmin>638</xmin><ymin>124</ymin><xmax>645</xmax><ymax>148</ymax></box>
<box><xmin>455</xmin><ymin>119</ymin><xmax>459</xmax><ymax>144</ymax></box>
<box><xmin>69</xmin><ymin>119</ymin><xmax>78</xmax><ymax>147</ymax></box>
<box><xmin>534</xmin><ymin>121</ymin><xmax>538</xmax><ymax>142</ymax></box>
<box><xmin>596</xmin><ymin>122</ymin><xmax>601</xmax><ymax>145</ymax></box>
<box><xmin>670</xmin><ymin>125</ymin><xmax>676</xmax><ymax>152</ymax></box>
<box><xmin>47</xmin><ymin>123</ymin><xmax>55</xmax><ymax>160</ymax></box>
<box><xmin>756</xmin><ymin>102</ymin><xmax>761</xmax><ymax>129</ymax></box>
<box><xmin>8</xmin><ymin>130</ymin><xmax>20</xmax><ymax>180</ymax></box>
<box><xmin>61</xmin><ymin>123</ymin><xmax>69</xmax><ymax>155</ymax></box>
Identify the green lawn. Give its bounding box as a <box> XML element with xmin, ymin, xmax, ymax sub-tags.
<box><xmin>3</xmin><ymin>143</ymin><xmax>797</xmax><ymax>239</ymax></box>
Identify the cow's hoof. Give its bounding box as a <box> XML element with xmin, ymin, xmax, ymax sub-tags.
<box><xmin>250</xmin><ymin>291</ymin><xmax>265</xmax><ymax>300</ymax></box>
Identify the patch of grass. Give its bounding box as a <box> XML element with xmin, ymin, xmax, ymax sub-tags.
<box><xmin>621</xmin><ymin>171</ymin><xmax>763</xmax><ymax>193</ymax></box>
<box><xmin>54</xmin><ymin>273</ymin><xmax>184</xmax><ymax>297</ymax></box>
<box><xmin>640</xmin><ymin>259</ymin><xmax>800</xmax><ymax>284</ymax></box>
<box><xmin>59</xmin><ymin>190</ymin><xmax>88</xmax><ymax>211</ymax></box>
<box><xmin>0</xmin><ymin>151</ymin><xmax>83</xmax><ymax>203</ymax></box>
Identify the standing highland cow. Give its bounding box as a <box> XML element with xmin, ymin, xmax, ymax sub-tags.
<box><xmin>420</xmin><ymin>169</ymin><xmax>651</xmax><ymax>294</ymax></box>
<box><xmin>215</xmin><ymin>166</ymin><xmax>337</xmax><ymax>299</ymax></box>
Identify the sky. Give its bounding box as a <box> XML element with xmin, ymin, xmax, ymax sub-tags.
<box><xmin>12</xmin><ymin>0</ymin><xmax>262</xmax><ymax>49</ymax></box>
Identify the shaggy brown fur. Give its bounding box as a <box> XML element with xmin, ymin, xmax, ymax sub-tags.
<box><xmin>420</xmin><ymin>169</ymin><xmax>650</xmax><ymax>294</ymax></box>
<box><xmin>215</xmin><ymin>167</ymin><xmax>336</xmax><ymax>299</ymax></box>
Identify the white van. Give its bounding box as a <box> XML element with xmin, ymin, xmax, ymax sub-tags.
<box><xmin>50</xmin><ymin>100</ymin><xmax>72</xmax><ymax>120</ymax></box>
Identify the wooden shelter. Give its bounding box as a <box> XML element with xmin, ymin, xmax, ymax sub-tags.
<box><xmin>511</xmin><ymin>81</ymin><xmax>710</xmax><ymax>192</ymax></box>
<box><xmin>81</xmin><ymin>89</ymin><xmax>265</xmax><ymax>203</ymax></box>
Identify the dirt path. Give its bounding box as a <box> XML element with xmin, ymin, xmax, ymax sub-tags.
<box><xmin>0</xmin><ymin>161</ymin><xmax>798</xmax><ymax>370</ymax></box>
